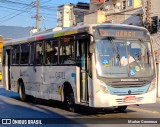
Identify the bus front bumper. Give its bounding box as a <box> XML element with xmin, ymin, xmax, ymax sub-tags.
<box><xmin>90</xmin><ymin>89</ymin><xmax>157</xmax><ymax>108</ymax></box>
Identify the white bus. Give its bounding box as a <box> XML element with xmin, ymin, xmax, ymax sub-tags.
<box><xmin>2</xmin><ymin>24</ymin><xmax>156</xmax><ymax>112</ymax></box>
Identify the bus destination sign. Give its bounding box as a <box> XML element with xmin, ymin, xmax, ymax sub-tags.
<box><xmin>99</xmin><ymin>28</ymin><xmax>145</xmax><ymax>39</ymax></box>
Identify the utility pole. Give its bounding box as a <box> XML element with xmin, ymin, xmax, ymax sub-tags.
<box><xmin>145</xmin><ymin>0</ymin><xmax>151</xmax><ymax>31</ymax></box>
<box><xmin>36</xmin><ymin>0</ymin><xmax>40</xmax><ymax>32</ymax></box>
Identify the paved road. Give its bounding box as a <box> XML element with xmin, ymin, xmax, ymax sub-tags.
<box><xmin>0</xmin><ymin>88</ymin><xmax>159</xmax><ymax>127</ymax></box>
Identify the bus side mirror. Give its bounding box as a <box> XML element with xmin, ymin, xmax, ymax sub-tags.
<box><xmin>89</xmin><ymin>43</ymin><xmax>95</xmax><ymax>53</ymax></box>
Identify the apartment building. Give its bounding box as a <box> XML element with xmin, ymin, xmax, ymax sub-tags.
<box><xmin>93</xmin><ymin>0</ymin><xmax>143</xmax><ymax>25</ymax></box>
<box><xmin>57</xmin><ymin>2</ymin><xmax>89</xmax><ymax>28</ymax></box>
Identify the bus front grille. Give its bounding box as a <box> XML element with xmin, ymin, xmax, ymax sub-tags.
<box><xmin>110</xmin><ymin>83</ymin><xmax>147</xmax><ymax>88</ymax></box>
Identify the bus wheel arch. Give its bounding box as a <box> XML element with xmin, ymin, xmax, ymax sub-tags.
<box><xmin>61</xmin><ymin>82</ymin><xmax>73</xmax><ymax>101</ymax></box>
<box><xmin>18</xmin><ymin>78</ymin><xmax>35</xmax><ymax>102</ymax></box>
<box><xmin>62</xmin><ymin>82</ymin><xmax>77</xmax><ymax>112</ymax></box>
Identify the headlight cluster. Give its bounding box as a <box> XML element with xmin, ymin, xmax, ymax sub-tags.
<box><xmin>148</xmin><ymin>78</ymin><xmax>156</xmax><ymax>92</ymax></box>
<box><xmin>97</xmin><ymin>79</ymin><xmax>110</xmax><ymax>94</ymax></box>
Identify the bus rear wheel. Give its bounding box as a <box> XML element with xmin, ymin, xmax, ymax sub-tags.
<box><xmin>65</xmin><ymin>91</ymin><xmax>77</xmax><ymax>112</ymax></box>
<box><xmin>115</xmin><ymin>106</ymin><xmax>127</xmax><ymax>112</ymax></box>
<box><xmin>19</xmin><ymin>81</ymin><xmax>26</xmax><ymax>102</ymax></box>
<box><xmin>18</xmin><ymin>81</ymin><xmax>35</xmax><ymax>102</ymax></box>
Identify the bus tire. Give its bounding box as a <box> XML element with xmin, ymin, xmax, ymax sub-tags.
<box><xmin>19</xmin><ymin>81</ymin><xmax>27</xmax><ymax>102</ymax></box>
<box><xmin>64</xmin><ymin>90</ymin><xmax>77</xmax><ymax>112</ymax></box>
<box><xmin>115</xmin><ymin>106</ymin><xmax>127</xmax><ymax>112</ymax></box>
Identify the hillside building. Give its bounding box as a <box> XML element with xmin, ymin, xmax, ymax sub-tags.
<box><xmin>57</xmin><ymin>2</ymin><xmax>89</xmax><ymax>28</ymax></box>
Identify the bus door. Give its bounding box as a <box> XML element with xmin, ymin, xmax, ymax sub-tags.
<box><xmin>78</xmin><ymin>39</ymin><xmax>89</xmax><ymax>103</ymax></box>
<box><xmin>4</xmin><ymin>48</ymin><xmax>11</xmax><ymax>90</ymax></box>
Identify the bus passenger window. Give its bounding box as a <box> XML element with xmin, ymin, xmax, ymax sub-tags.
<box><xmin>12</xmin><ymin>45</ymin><xmax>20</xmax><ymax>65</ymax></box>
<box><xmin>36</xmin><ymin>42</ymin><xmax>43</xmax><ymax>65</ymax></box>
<box><xmin>20</xmin><ymin>43</ymin><xmax>30</xmax><ymax>64</ymax></box>
<box><xmin>59</xmin><ymin>39</ymin><xmax>75</xmax><ymax>64</ymax></box>
<box><xmin>45</xmin><ymin>40</ymin><xmax>58</xmax><ymax>65</ymax></box>
<box><xmin>45</xmin><ymin>42</ymin><xmax>51</xmax><ymax>64</ymax></box>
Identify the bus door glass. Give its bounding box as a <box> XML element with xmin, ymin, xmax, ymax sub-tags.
<box><xmin>78</xmin><ymin>38</ymin><xmax>90</xmax><ymax>102</ymax></box>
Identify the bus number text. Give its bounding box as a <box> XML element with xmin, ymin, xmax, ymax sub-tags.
<box><xmin>55</xmin><ymin>72</ymin><xmax>65</xmax><ymax>79</ymax></box>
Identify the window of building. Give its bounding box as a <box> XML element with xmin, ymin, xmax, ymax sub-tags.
<box><xmin>122</xmin><ymin>1</ymin><xmax>126</xmax><ymax>9</ymax></box>
<box><xmin>35</xmin><ymin>42</ymin><xmax>43</xmax><ymax>65</ymax></box>
<box><xmin>128</xmin><ymin>0</ymin><xmax>133</xmax><ymax>6</ymax></box>
<box><xmin>20</xmin><ymin>43</ymin><xmax>30</xmax><ymax>64</ymax></box>
<box><xmin>59</xmin><ymin>37</ymin><xmax>75</xmax><ymax>64</ymax></box>
<box><xmin>45</xmin><ymin>40</ymin><xmax>58</xmax><ymax>65</ymax></box>
<box><xmin>58</xmin><ymin>11</ymin><xmax>63</xmax><ymax>20</ymax></box>
<box><xmin>12</xmin><ymin>45</ymin><xmax>20</xmax><ymax>65</ymax></box>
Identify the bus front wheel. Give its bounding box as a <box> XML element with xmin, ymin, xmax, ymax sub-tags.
<box><xmin>65</xmin><ymin>91</ymin><xmax>77</xmax><ymax>112</ymax></box>
<box><xmin>115</xmin><ymin>106</ymin><xmax>127</xmax><ymax>112</ymax></box>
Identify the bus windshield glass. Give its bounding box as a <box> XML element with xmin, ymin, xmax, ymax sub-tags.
<box><xmin>95</xmin><ymin>39</ymin><xmax>154</xmax><ymax>78</ymax></box>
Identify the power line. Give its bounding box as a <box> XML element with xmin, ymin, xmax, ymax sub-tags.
<box><xmin>0</xmin><ymin>5</ymin><xmax>57</xmax><ymax>16</ymax></box>
<box><xmin>0</xmin><ymin>0</ymin><xmax>58</xmax><ymax>10</ymax></box>
<box><xmin>0</xmin><ymin>0</ymin><xmax>33</xmax><ymax>6</ymax></box>
<box><xmin>0</xmin><ymin>5</ymin><xmax>32</xmax><ymax>13</ymax></box>
<box><xmin>41</xmin><ymin>0</ymin><xmax>51</xmax><ymax>4</ymax></box>
<box><xmin>0</xmin><ymin>0</ymin><xmax>60</xmax><ymax>29</ymax></box>
<box><xmin>0</xmin><ymin>6</ymin><xmax>34</xmax><ymax>24</ymax></box>
<box><xmin>0</xmin><ymin>1</ymin><xmax>34</xmax><ymax>21</ymax></box>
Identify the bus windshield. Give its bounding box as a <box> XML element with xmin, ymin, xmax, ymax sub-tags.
<box><xmin>95</xmin><ymin>39</ymin><xmax>154</xmax><ymax>78</ymax></box>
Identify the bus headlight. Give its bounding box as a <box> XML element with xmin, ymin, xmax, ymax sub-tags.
<box><xmin>97</xmin><ymin>79</ymin><xmax>109</xmax><ymax>94</ymax></box>
<box><xmin>148</xmin><ymin>78</ymin><xmax>156</xmax><ymax>92</ymax></box>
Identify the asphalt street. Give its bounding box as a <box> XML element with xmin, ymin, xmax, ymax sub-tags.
<box><xmin>0</xmin><ymin>87</ymin><xmax>159</xmax><ymax>127</ymax></box>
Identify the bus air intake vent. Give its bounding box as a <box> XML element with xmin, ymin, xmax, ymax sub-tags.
<box><xmin>110</xmin><ymin>83</ymin><xmax>147</xmax><ymax>88</ymax></box>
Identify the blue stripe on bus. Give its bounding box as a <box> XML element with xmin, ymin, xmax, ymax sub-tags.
<box><xmin>71</xmin><ymin>73</ymin><xmax>76</xmax><ymax>84</ymax></box>
<box><xmin>107</xmin><ymin>84</ymin><xmax>150</xmax><ymax>95</ymax></box>
<box><xmin>71</xmin><ymin>73</ymin><xmax>76</xmax><ymax>77</ymax></box>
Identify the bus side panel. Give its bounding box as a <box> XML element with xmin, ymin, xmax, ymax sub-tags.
<box><xmin>25</xmin><ymin>66</ymin><xmax>42</xmax><ymax>98</ymax></box>
<box><xmin>10</xmin><ymin>66</ymin><xmax>20</xmax><ymax>92</ymax></box>
<box><xmin>11</xmin><ymin>66</ymin><xmax>43</xmax><ymax>99</ymax></box>
<box><xmin>42</xmin><ymin>66</ymin><xmax>77</xmax><ymax>101</ymax></box>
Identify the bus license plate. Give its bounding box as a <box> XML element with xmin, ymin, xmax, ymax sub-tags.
<box><xmin>124</xmin><ymin>96</ymin><xmax>136</xmax><ymax>102</ymax></box>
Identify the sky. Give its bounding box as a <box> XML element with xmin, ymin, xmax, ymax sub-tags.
<box><xmin>0</xmin><ymin>0</ymin><xmax>89</xmax><ymax>30</ymax></box>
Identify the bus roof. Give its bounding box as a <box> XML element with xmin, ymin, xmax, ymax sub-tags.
<box><xmin>4</xmin><ymin>24</ymin><xmax>148</xmax><ymax>46</ymax></box>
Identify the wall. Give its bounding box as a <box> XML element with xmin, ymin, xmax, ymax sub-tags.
<box><xmin>57</xmin><ymin>4</ymin><xmax>72</xmax><ymax>27</ymax></box>
<box><xmin>133</xmin><ymin>0</ymin><xmax>142</xmax><ymax>8</ymax></box>
<box><xmin>84</xmin><ymin>10</ymin><xmax>106</xmax><ymax>24</ymax></box>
